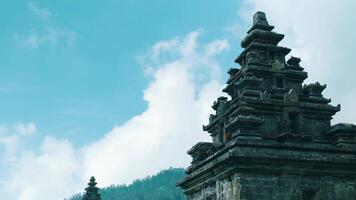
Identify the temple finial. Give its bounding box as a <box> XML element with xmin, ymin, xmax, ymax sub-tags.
<box><xmin>253</xmin><ymin>11</ymin><xmax>268</xmax><ymax>26</ymax></box>
<box><xmin>247</xmin><ymin>11</ymin><xmax>274</xmax><ymax>33</ymax></box>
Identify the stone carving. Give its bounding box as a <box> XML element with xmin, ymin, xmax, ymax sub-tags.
<box><xmin>285</xmin><ymin>88</ymin><xmax>298</xmax><ymax>102</ymax></box>
<box><xmin>246</xmin><ymin>51</ymin><xmax>262</xmax><ymax>64</ymax></box>
<box><xmin>178</xmin><ymin>11</ymin><xmax>356</xmax><ymax>200</ymax></box>
<box><xmin>271</xmin><ymin>60</ymin><xmax>284</xmax><ymax>70</ymax></box>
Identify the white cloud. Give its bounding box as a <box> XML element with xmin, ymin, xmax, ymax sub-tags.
<box><xmin>1</xmin><ymin>30</ymin><xmax>228</xmax><ymax>200</ymax></box>
<box><xmin>15</xmin><ymin>27</ymin><xmax>77</xmax><ymax>48</ymax></box>
<box><xmin>0</xmin><ymin>134</ymin><xmax>20</xmax><ymax>163</ymax></box>
<box><xmin>239</xmin><ymin>0</ymin><xmax>356</xmax><ymax>124</ymax></box>
<box><xmin>81</xmin><ymin>30</ymin><xmax>228</xmax><ymax>185</ymax></box>
<box><xmin>4</xmin><ymin>136</ymin><xmax>81</xmax><ymax>200</ymax></box>
<box><xmin>0</xmin><ymin>123</ymin><xmax>37</xmax><ymax>163</ymax></box>
<box><xmin>15</xmin><ymin>123</ymin><xmax>37</xmax><ymax>136</ymax></box>
<box><xmin>0</xmin><ymin>124</ymin><xmax>81</xmax><ymax>200</ymax></box>
<box><xmin>28</xmin><ymin>2</ymin><xmax>51</xmax><ymax>20</ymax></box>
<box><xmin>14</xmin><ymin>2</ymin><xmax>77</xmax><ymax>48</ymax></box>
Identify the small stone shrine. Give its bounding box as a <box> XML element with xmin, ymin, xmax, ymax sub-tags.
<box><xmin>178</xmin><ymin>11</ymin><xmax>356</xmax><ymax>200</ymax></box>
<box><xmin>82</xmin><ymin>176</ymin><xmax>101</xmax><ymax>200</ymax></box>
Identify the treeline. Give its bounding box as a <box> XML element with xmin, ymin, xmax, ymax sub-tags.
<box><xmin>68</xmin><ymin>168</ymin><xmax>186</xmax><ymax>200</ymax></box>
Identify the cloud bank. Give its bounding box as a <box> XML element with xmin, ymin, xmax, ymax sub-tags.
<box><xmin>2</xmin><ymin>30</ymin><xmax>228</xmax><ymax>200</ymax></box>
<box><xmin>0</xmin><ymin>123</ymin><xmax>37</xmax><ymax>163</ymax></box>
<box><xmin>81</xmin><ymin>30</ymin><xmax>228</xmax><ymax>185</ymax></box>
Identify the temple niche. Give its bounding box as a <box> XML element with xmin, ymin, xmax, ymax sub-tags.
<box><xmin>178</xmin><ymin>11</ymin><xmax>356</xmax><ymax>200</ymax></box>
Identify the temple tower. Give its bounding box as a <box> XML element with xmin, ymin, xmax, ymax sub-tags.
<box><xmin>82</xmin><ymin>176</ymin><xmax>101</xmax><ymax>200</ymax></box>
<box><xmin>178</xmin><ymin>11</ymin><xmax>356</xmax><ymax>200</ymax></box>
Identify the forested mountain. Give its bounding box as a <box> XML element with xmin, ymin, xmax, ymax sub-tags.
<box><xmin>67</xmin><ymin>168</ymin><xmax>186</xmax><ymax>200</ymax></box>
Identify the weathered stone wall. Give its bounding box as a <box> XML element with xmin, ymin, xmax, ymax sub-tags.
<box><xmin>188</xmin><ymin>175</ymin><xmax>241</xmax><ymax>200</ymax></box>
<box><xmin>302</xmin><ymin>117</ymin><xmax>330</xmax><ymax>138</ymax></box>
<box><xmin>189</xmin><ymin>184</ymin><xmax>215</xmax><ymax>200</ymax></box>
<box><xmin>188</xmin><ymin>173</ymin><xmax>356</xmax><ymax>200</ymax></box>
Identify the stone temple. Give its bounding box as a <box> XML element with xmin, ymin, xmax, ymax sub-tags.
<box><xmin>82</xmin><ymin>176</ymin><xmax>101</xmax><ymax>200</ymax></box>
<box><xmin>178</xmin><ymin>11</ymin><xmax>356</xmax><ymax>200</ymax></box>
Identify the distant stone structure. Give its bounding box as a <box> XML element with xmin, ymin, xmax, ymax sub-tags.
<box><xmin>82</xmin><ymin>176</ymin><xmax>101</xmax><ymax>200</ymax></box>
<box><xmin>178</xmin><ymin>11</ymin><xmax>356</xmax><ymax>200</ymax></box>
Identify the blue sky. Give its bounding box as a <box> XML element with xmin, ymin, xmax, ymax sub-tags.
<box><xmin>0</xmin><ymin>0</ymin><xmax>242</xmax><ymax>145</ymax></box>
<box><xmin>1</xmin><ymin>1</ymin><xmax>356</xmax><ymax>199</ymax></box>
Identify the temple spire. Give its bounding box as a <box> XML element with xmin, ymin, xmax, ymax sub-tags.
<box><xmin>247</xmin><ymin>11</ymin><xmax>274</xmax><ymax>33</ymax></box>
<box><xmin>82</xmin><ymin>176</ymin><xmax>101</xmax><ymax>200</ymax></box>
<box><xmin>236</xmin><ymin>11</ymin><xmax>289</xmax><ymax>65</ymax></box>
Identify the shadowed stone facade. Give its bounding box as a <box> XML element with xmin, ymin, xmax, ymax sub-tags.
<box><xmin>178</xmin><ymin>11</ymin><xmax>356</xmax><ymax>200</ymax></box>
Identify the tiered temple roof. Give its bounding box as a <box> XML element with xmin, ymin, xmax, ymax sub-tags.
<box><xmin>178</xmin><ymin>11</ymin><xmax>356</xmax><ymax>200</ymax></box>
<box><xmin>198</xmin><ymin>11</ymin><xmax>343</xmax><ymax>152</ymax></box>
